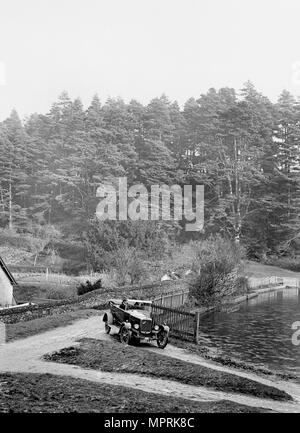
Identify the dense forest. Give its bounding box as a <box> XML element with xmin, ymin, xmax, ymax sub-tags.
<box><xmin>0</xmin><ymin>81</ymin><xmax>300</xmax><ymax>267</ymax></box>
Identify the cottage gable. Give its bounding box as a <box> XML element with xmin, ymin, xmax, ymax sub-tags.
<box><xmin>0</xmin><ymin>256</ymin><xmax>16</xmax><ymax>307</ymax></box>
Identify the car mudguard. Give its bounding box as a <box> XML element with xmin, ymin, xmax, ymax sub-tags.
<box><xmin>103</xmin><ymin>311</ymin><xmax>113</xmax><ymax>325</ymax></box>
<box><xmin>121</xmin><ymin>321</ymin><xmax>132</xmax><ymax>330</ymax></box>
<box><xmin>161</xmin><ymin>324</ymin><xmax>170</xmax><ymax>334</ymax></box>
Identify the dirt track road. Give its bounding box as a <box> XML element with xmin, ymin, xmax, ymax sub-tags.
<box><xmin>1</xmin><ymin>314</ymin><xmax>300</xmax><ymax>413</ymax></box>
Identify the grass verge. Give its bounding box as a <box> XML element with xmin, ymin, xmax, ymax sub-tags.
<box><xmin>13</xmin><ymin>283</ymin><xmax>77</xmax><ymax>302</ymax></box>
<box><xmin>5</xmin><ymin>308</ymin><xmax>102</xmax><ymax>342</ymax></box>
<box><xmin>170</xmin><ymin>337</ymin><xmax>298</xmax><ymax>381</ymax></box>
<box><xmin>0</xmin><ymin>373</ymin><xmax>270</xmax><ymax>413</ymax></box>
<box><xmin>244</xmin><ymin>260</ymin><xmax>300</xmax><ymax>279</ymax></box>
<box><xmin>44</xmin><ymin>338</ymin><xmax>292</xmax><ymax>402</ymax></box>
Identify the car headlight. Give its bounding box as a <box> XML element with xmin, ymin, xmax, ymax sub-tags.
<box><xmin>134</xmin><ymin>324</ymin><xmax>139</xmax><ymax>330</ymax></box>
<box><xmin>154</xmin><ymin>325</ymin><xmax>159</xmax><ymax>331</ymax></box>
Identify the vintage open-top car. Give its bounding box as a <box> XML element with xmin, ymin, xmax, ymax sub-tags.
<box><xmin>103</xmin><ymin>298</ymin><xmax>170</xmax><ymax>348</ymax></box>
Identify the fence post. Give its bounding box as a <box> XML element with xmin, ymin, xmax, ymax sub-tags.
<box><xmin>194</xmin><ymin>312</ymin><xmax>200</xmax><ymax>344</ymax></box>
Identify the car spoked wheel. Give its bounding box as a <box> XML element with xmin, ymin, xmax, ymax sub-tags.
<box><xmin>120</xmin><ymin>325</ymin><xmax>132</xmax><ymax>344</ymax></box>
<box><xmin>157</xmin><ymin>331</ymin><xmax>168</xmax><ymax>349</ymax></box>
<box><xmin>104</xmin><ymin>321</ymin><xmax>111</xmax><ymax>334</ymax></box>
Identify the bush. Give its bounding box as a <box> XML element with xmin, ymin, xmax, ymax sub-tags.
<box><xmin>0</xmin><ymin>225</ymin><xmax>63</xmax><ymax>267</ymax></box>
<box><xmin>0</xmin><ymin>228</ymin><xmax>37</xmax><ymax>252</ymax></box>
<box><xmin>77</xmin><ymin>279</ymin><xmax>102</xmax><ymax>296</ymax></box>
<box><xmin>51</xmin><ymin>240</ymin><xmax>87</xmax><ymax>261</ymax></box>
<box><xmin>97</xmin><ymin>271</ymin><xmax>118</xmax><ymax>290</ymax></box>
<box><xmin>83</xmin><ymin>219</ymin><xmax>173</xmax><ymax>271</ymax></box>
<box><xmin>189</xmin><ymin>236</ymin><xmax>246</xmax><ymax>307</ymax></box>
<box><xmin>106</xmin><ymin>247</ymin><xmax>148</xmax><ymax>286</ymax></box>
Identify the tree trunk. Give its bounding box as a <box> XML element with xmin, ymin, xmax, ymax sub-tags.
<box><xmin>234</xmin><ymin>138</ymin><xmax>241</xmax><ymax>244</ymax></box>
<box><xmin>8</xmin><ymin>177</ymin><xmax>13</xmax><ymax>231</ymax></box>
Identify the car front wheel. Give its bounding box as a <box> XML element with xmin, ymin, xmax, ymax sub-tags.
<box><xmin>157</xmin><ymin>330</ymin><xmax>168</xmax><ymax>349</ymax></box>
<box><xmin>120</xmin><ymin>325</ymin><xmax>132</xmax><ymax>344</ymax></box>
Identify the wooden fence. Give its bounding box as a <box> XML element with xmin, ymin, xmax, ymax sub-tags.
<box><xmin>153</xmin><ymin>289</ymin><xmax>190</xmax><ymax>309</ymax></box>
<box><xmin>280</xmin><ymin>277</ymin><xmax>300</xmax><ymax>288</ymax></box>
<box><xmin>151</xmin><ymin>303</ymin><xmax>200</xmax><ymax>343</ymax></box>
<box><xmin>9</xmin><ymin>265</ymin><xmax>62</xmax><ymax>274</ymax></box>
<box><xmin>247</xmin><ymin>276</ymin><xmax>300</xmax><ymax>289</ymax></box>
<box><xmin>247</xmin><ymin>276</ymin><xmax>284</xmax><ymax>289</ymax></box>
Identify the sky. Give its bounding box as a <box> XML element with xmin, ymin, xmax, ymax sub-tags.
<box><xmin>1</xmin><ymin>0</ymin><xmax>300</xmax><ymax>120</ymax></box>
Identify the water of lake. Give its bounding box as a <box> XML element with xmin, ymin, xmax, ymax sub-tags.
<box><xmin>198</xmin><ymin>288</ymin><xmax>300</xmax><ymax>379</ymax></box>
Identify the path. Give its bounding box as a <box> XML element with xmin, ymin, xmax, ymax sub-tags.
<box><xmin>1</xmin><ymin>314</ymin><xmax>300</xmax><ymax>413</ymax></box>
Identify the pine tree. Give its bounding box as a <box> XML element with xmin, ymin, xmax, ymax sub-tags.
<box><xmin>0</xmin><ymin>110</ymin><xmax>31</xmax><ymax>229</ymax></box>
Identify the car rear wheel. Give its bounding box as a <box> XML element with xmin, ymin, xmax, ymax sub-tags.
<box><xmin>157</xmin><ymin>331</ymin><xmax>168</xmax><ymax>349</ymax></box>
<box><xmin>120</xmin><ymin>325</ymin><xmax>132</xmax><ymax>344</ymax></box>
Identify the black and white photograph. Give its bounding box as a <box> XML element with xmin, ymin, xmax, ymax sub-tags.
<box><xmin>1</xmin><ymin>0</ymin><xmax>300</xmax><ymax>423</ymax></box>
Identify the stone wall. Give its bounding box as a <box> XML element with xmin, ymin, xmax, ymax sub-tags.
<box><xmin>0</xmin><ymin>299</ymin><xmax>76</xmax><ymax>324</ymax></box>
<box><xmin>0</xmin><ymin>279</ymin><xmax>190</xmax><ymax>324</ymax></box>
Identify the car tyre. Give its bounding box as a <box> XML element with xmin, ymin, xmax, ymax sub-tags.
<box><xmin>104</xmin><ymin>321</ymin><xmax>111</xmax><ymax>334</ymax></box>
<box><xmin>157</xmin><ymin>331</ymin><xmax>168</xmax><ymax>349</ymax></box>
<box><xmin>120</xmin><ymin>325</ymin><xmax>132</xmax><ymax>344</ymax></box>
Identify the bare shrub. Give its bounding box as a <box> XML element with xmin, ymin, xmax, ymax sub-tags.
<box><xmin>106</xmin><ymin>247</ymin><xmax>148</xmax><ymax>286</ymax></box>
<box><xmin>189</xmin><ymin>236</ymin><xmax>246</xmax><ymax>307</ymax></box>
<box><xmin>84</xmin><ymin>219</ymin><xmax>173</xmax><ymax>271</ymax></box>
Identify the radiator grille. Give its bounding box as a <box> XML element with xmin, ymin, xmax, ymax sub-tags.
<box><xmin>140</xmin><ymin>319</ymin><xmax>152</xmax><ymax>333</ymax></box>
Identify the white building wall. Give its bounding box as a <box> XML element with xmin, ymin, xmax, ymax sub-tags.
<box><xmin>0</xmin><ymin>321</ymin><xmax>5</xmax><ymax>345</ymax></box>
<box><xmin>0</xmin><ymin>266</ymin><xmax>14</xmax><ymax>307</ymax></box>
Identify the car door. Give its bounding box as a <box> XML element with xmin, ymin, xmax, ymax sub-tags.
<box><xmin>114</xmin><ymin>306</ymin><xmax>126</xmax><ymax>325</ymax></box>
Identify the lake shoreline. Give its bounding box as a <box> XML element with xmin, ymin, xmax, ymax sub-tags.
<box><xmin>193</xmin><ymin>284</ymin><xmax>292</xmax><ymax>317</ymax></box>
<box><xmin>189</xmin><ymin>283</ymin><xmax>300</xmax><ymax>383</ymax></box>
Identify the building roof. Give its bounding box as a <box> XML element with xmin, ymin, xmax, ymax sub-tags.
<box><xmin>0</xmin><ymin>255</ymin><xmax>17</xmax><ymax>285</ymax></box>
